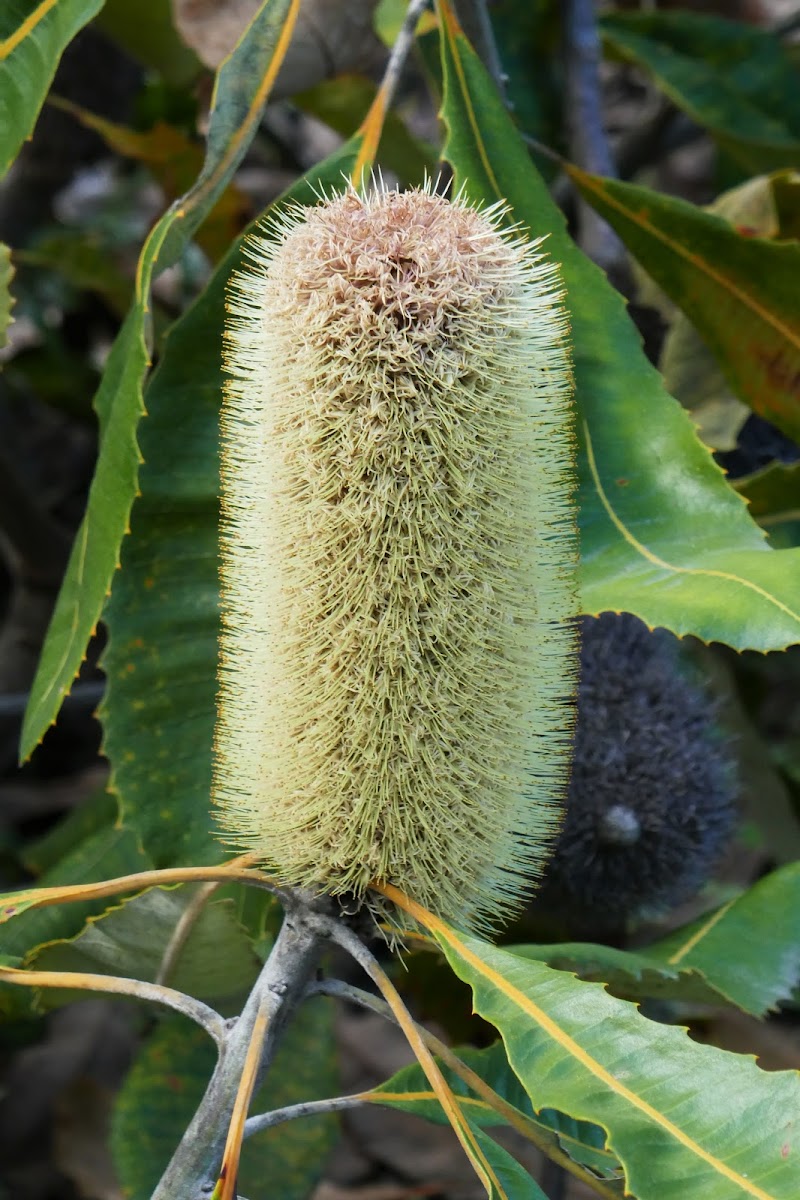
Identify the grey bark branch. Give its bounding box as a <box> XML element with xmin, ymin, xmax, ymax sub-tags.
<box><xmin>454</xmin><ymin>0</ymin><xmax>507</xmax><ymax>102</ymax></box>
<box><xmin>151</xmin><ymin>892</ymin><xmax>328</xmax><ymax>1200</ymax></box>
<box><xmin>562</xmin><ymin>0</ymin><xmax>625</xmax><ymax>275</ymax></box>
<box><xmin>307</xmin><ymin>976</ymin><xmax>386</xmax><ymax>1013</ymax></box>
<box><xmin>3</xmin><ymin>968</ymin><xmax>226</xmax><ymax>1045</ymax></box>
<box><xmin>145</xmin><ymin>888</ymin><xmax>618</xmax><ymax>1200</ymax></box>
<box><xmin>244</xmin><ymin>1091</ymin><xmax>366</xmax><ymax>1138</ymax></box>
<box><xmin>379</xmin><ymin>0</ymin><xmax>434</xmax><ymax>115</ymax></box>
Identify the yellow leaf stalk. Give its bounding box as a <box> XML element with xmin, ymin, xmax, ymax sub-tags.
<box><xmin>214</xmin><ymin>184</ymin><xmax>578</xmax><ymax>932</ymax></box>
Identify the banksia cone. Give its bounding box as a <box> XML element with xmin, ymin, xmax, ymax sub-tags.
<box><xmin>540</xmin><ymin>613</ymin><xmax>737</xmax><ymax>928</ymax></box>
<box><xmin>214</xmin><ymin>185</ymin><xmax>578</xmax><ymax>932</ymax></box>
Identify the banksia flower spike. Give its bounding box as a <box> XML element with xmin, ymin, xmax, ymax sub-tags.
<box><xmin>214</xmin><ymin>184</ymin><xmax>578</xmax><ymax>933</ymax></box>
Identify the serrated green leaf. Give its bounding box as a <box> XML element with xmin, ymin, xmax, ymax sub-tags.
<box><xmin>111</xmin><ymin>998</ymin><xmax>337</xmax><ymax>1200</ymax></box>
<box><xmin>375</xmin><ymin>1080</ymin><xmax>548</xmax><ymax>1199</ymax></box>
<box><xmin>376</xmin><ymin>1040</ymin><xmax>620</xmax><ymax>1183</ymax></box>
<box><xmin>429</xmin><ymin>918</ymin><xmax>800</xmax><ymax>1200</ymax></box>
<box><xmin>21</xmin><ymin>785</ymin><xmax>118</xmax><ymax>874</ymax></box>
<box><xmin>660</xmin><ymin>318</ymin><xmax>748</xmax><ymax>453</ymax></box>
<box><xmin>436</xmin><ymin>0</ymin><xmax>800</xmax><ymax>651</ymax></box>
<box><xmin>1</xmin><ymin>822</ymin><xmax>150</xmax><ymax>963</ymax></box>
<box><xmin>0</xmin><ymin>0</ymin><xmax>104</xmax><ymax>178</ymax></box>
<box><xmin>31</xmin><ymin>888</ymin><xmax>261</xmax><ymax>1006</ymax></box>
<box><xmin>0</xmin><ymin>242</ymin><xmax>13</xmax><ymax>348</ymax></box>
<box><xmin>101</xmin><ymin>137</ymin><xmax>363</xmax><ymax>866</ymax></box>
<box><xmin>653</xmin><ymin>173</ymin><xmax>786</xmax><ymax>444</ymax></box>
<box><xmin>600</xmin><ymin>11</ymin><xmax>800</xmax><ymax>175</ymax></box>
<box><xmin>568</xmin><ymin>170</ymin><xmax>800</xmax><ymax>444</ymax></box>
<box><xmin>508</xmin><ymin>942</ymin><xmax>730</xmax><ymax>1010</ymax></box>
<box><xmin>0</xmin><ymin>820</ymin><xmax>149</xmax><ymax>1017</ymax></box>
<box><xmin>464</xmin><ymin>1127</ymin><xmax>550</xmax><ymax>1199</ymax></box>
<box><xmin>21</xmin><ymin>0</ymin><xmax>303</xmax><ymax>760</ymax></box>
<box><xmin>643</xmin><ymin>863</ymin><xmax>800</xmax><ymax>1016</ymax></box>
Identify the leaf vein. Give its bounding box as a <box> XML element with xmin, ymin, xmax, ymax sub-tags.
<box><xmin>0</xmin><ymin>0</ymin><xmax>60</xmax><ymax>60</ymax></box>
<box><xmin>438</xmin><ymin>924</ymin><xmax>776</xmax><ymax>1199</ymax></box>
<box><xmin>584</xmin><ymin>422</ymin><xmax>800</xmax><ymax>627</ymax></box>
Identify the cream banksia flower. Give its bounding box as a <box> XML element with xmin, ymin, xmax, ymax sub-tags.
<box><xmin>213</xmin><ymin>184</ymin><xmax>578</xmax><ymax>932</ymax></box>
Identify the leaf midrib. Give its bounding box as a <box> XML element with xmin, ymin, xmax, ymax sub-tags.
<box><xmin>572</xmin><ymin>171</ymin><xmax>800</xmax><ymax>353</ymax></box>
<box><xmin>442</xmin><ymin>926</ymin><xmax>778</xmax><ymax>1200</ymax></box>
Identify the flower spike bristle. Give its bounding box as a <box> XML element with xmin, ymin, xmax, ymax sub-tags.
<box><xmin>214</xmin><ymin>184</ymin><xmax>578</xmax><ymax>933</ymax></box>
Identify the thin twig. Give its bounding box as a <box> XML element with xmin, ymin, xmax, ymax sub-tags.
<box><xmin>217</xmin><ymin>1007</ymin><xmax>271</xmax><ymax>1200</ymax></box>
<box><xmin>151</xmin><ymin>891</ymin><xmax>329</xmax><ymax>1200</ymax></box>
<box><xmin>351</xmin><ymin>0</ymin><xmax>432</xmax><ymax>184</ymax></box>
<box><xmin>564</xmin><ymin>0</ymin><xmax>615</xmax><ymax>179</ymax></box>
<box><xmin>0</xmin><ymin>966</ymin><xmax>226</xmax><ymax>1045</ymax></box>
<box><xmin>562</xmin><ymin>0</ymin><xmax>625</xmax><ymax>274</ymax></box>
<box><xmin>320</xmin><ymin>918</ymin><xmax>497</xmax><ymax>1196</ymax></box>
<box><xmin>244</xmin><ymin>1091</ymin><xmax>366</xmax><ymax>1138</ymax></box>
<box><xmin>0</xmin><ymin>858</ymin><xmax>282</xmax><ymax>925</ymax></box>
<box><xmin>383</xmin><ymin>0</ymin><xmax>433</xmax><ymax>113</ymax></box>
<box><xmin>453</xmin><ymin>0</ymin><xmax>508</xmax><ymax>103</ymax></box>
<box><xmin>156</xmin><ymin>881</ymin><xmax>221</xmax><ymax>986</ymax></box>
<box><xmin>308</xmin><ymin>979</ymin><xmax>622</xmax><ymax>1200</ymax></box>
